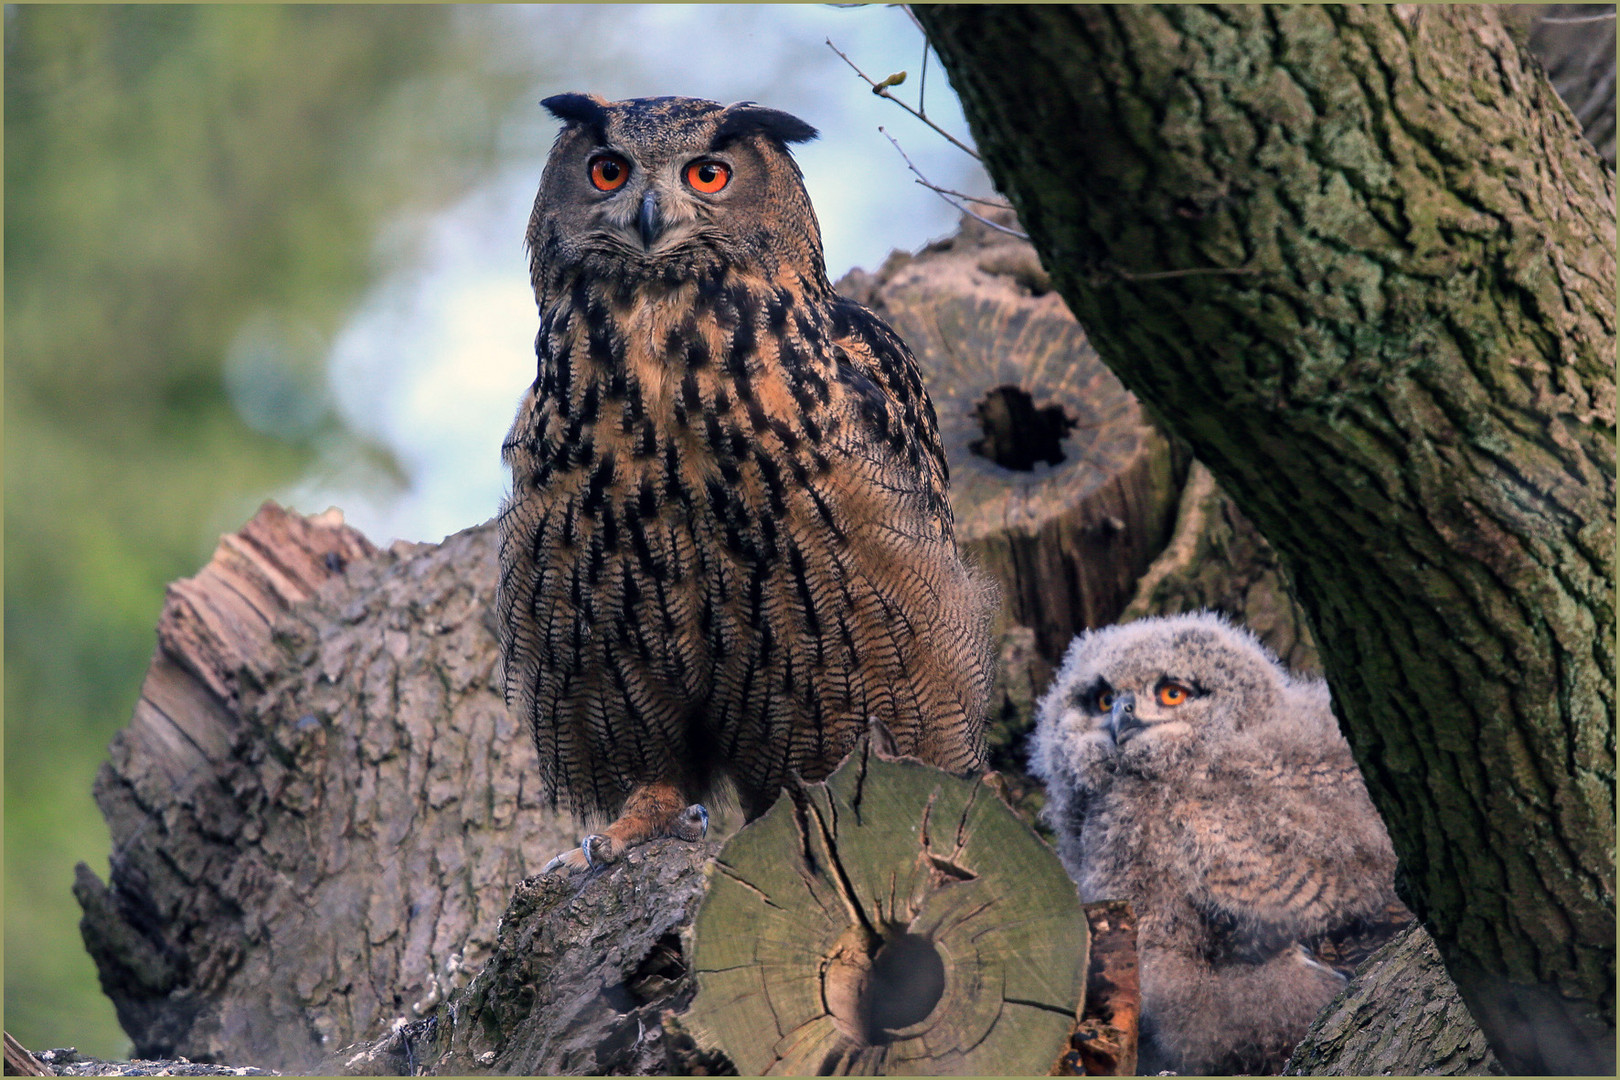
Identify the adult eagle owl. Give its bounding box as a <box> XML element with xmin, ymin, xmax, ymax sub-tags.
<box><xmin>498</xmin><ymin>94</ymin><xmax>995</xmax><ymax>872</ymax></box>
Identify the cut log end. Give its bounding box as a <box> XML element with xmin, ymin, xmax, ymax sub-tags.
<box><xmin>685</xmin><ymin>735</ymin><xmax>1090</xmax><ymax>1076</ymax></box>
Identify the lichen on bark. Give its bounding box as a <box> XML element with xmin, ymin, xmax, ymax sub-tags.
<box><xmin>917</xmin><ymin>3</ymin><xmax>1615</xmax><ymax>1072</ymax></box>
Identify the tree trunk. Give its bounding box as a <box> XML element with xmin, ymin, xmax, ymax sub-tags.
<box><xmin>916</xmin><ymin>4</ymin><xmax>1615</xmax><ymax>1074</ymax></box>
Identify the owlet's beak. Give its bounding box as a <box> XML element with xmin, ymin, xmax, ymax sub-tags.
<box><xmin>638</xmin><ymin>189</ymin><xmax>663</xmax><ymax>249</ymax></box>
<box><xmin>1108</xmin><ymin>691</ymin><xmax>1142</xmax><ymax>743</ymax></box>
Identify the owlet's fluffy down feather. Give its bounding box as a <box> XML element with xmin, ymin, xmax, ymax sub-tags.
<box><xmin>498</xmin><ymin>94</ymin><xmax>996</xmax><ymax>872</ymax></box>
<box><xmin>1029</xmin><ymin>612</ymin><xmax>1412</xmax><ymax>1075</ymax></box>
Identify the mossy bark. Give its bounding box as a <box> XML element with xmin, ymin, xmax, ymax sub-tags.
<box><xmin>917</xmin><ymin>4</ymin><xmax>1615</xmax><ymax>1073</ymax></box>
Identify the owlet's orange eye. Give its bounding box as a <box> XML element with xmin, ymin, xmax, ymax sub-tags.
<box><xmin>1157</xmin><ymin>683</ymin><xmax>1190</xmax><ymax>707</ymax></box>
<box><xmin>685</xmin><ymin>159</ymin><xmax>731</xmax><ymax>194</ymax></box>
<box><xmin>589</xmin><ymin>153</ymin><xmax>630</xmax><ymax>192</ymax></box>
<box><xmin>1095</xmin><ymin>690</ymin><xmax>1115</xmax><ymax>713</ymax></box>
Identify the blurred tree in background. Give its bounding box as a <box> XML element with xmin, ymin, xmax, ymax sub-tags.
<box><xmin>4</xmin><ymin>5</ymin><xmax>529</xmax><ymax>1055</ymax></box>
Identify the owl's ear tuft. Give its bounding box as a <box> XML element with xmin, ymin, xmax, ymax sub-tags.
<box><xmin>713</xmin><ymin>103</ymin><xmax>819</xmax><ymax>150</ymax></box>
<box><xmin>542</xmin><ymin>93</ymin><xmax>611</xmax><ymax>143</ymax></box>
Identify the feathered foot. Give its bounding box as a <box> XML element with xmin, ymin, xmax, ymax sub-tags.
<box><xmin>543</xmin><ymin>780</ymin><xmax>709</xmax><ymax>874</ymax></box>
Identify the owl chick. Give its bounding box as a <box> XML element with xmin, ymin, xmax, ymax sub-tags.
<box><xmin>498</xmin><ymin>94</ymin><xmax>996</xmax><ymax>873</ymax></box>
<box><xmin>1028</xmin><ymin>612</ymin><xmax>1412</xmax><ymax>1075</ymax></box>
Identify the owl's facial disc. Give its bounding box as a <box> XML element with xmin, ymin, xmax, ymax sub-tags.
<box><xmin>587</xmin><ymin>156</ymin><xmax>736</xmax><ymax>258</ymax></box>
<box><xmin>1096</xmin><ymin>676</ymin><xmax>1205</xmax><ymax>748</ymax></box>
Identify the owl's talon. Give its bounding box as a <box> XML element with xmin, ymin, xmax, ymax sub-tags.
<box><xmin>673</xmin><ymin>803</ymin><xmax>709</xmax><ymax>841</ymax></box>
<box><xmin>581</xmin><ymin>833</ymin><xmax>617</xmax><ymax>868</ymax></box>
<box><xmin>542</xmin><ymin>846</ymin><xmax>593</xmax><ymax>875</ymax></box>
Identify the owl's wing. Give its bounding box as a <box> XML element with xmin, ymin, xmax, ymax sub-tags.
<box><xmin>826</xmin><ymin>297</ymin><xmax>951</xmax><ymax>501</ymax></box>
<box><xmin>1301</xmin><ymin>899</ymin><xmax>1415</xmax><ymax>977</ymax></box>
<box><xmin>1182</xmin><ymin>752</ymin><xmax>1406</xmax><ymax>950</ymax></box>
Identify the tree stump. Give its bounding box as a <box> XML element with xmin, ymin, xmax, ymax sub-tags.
<box><xmin>74</xmin><ymin>503</ymin><xmax>576</xmax><ymax>1072</ymax></box>
<box><xmin>684</xmin><ymin>737</ymin><xmax>1089</xmax><ymax>1076</ymax></box>
<box><xmin>839</xmin><ymin>217</ymin><xmax>1187</xmax><ymax>666</ymax></box>
<box><xmin>1120</xmin><ymin>461</ymin><xmax>1321</xmax><ymax>674</ymax></box>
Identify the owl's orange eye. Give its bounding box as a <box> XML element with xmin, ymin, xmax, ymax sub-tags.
<box><xmin>685</xmin><ymin>159</ymin><xmax>731</xmax><ymax>194</ymax></box>
<box><xmin>589</xmin><ymin>153</ymin><xmax>630</xmax><ymax>192</ymax></box>
<box><xmin>1157</xmin><ymin>683</ymin><xmax>1190</xmax><ymax>707</ymax></box>
<box><xmin>1095</xmin><ymin>690</ymin><xmax>1115</xmax><ymax>713</ymax></box>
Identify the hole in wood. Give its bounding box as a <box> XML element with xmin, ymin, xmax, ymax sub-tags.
<box><xmin>860</xmin><ymin>931</ymin><xmax>946</xmax><ymax>1039</ymax></box>
<box><xmin>969</xmin><ymin>385</ymin><xmax>1077</xmax><ymax>470</ymax></box>
<box><xmin>822</xmin><ymin>925</ymin><xmax>948</xmax><ymax>1047</ymax></box>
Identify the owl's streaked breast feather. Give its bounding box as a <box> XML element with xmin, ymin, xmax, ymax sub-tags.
<box><xmin>498</xmin><ymin>95</ymin><xmax>994</xmax><ymax>841</ymax></box>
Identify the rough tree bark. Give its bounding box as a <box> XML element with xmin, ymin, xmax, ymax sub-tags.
<box><xmin>1285</xmin><ymin>924</ymin><xmax>1501</xmax><ymax>1076</ymax></box>
<box><xmin>75</xmin><ymin>505</ymin><xmax>577</xmax><ymax>1072</ymax></box>
<box><xmin>916</xmin><ymin>4</ymin><xmax>1616</xmax><ymax>1074</ymax></box>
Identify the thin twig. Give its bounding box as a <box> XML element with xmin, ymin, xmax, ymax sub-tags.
<box><xmin>919</xmin><ymin>34</ymin><xmax>929</xmax><ymax>116</ymax></box>
<box><xmin>826</xmin><ymin>37</ymin><xmax>982</xmax><ymax>160</ymax></box>
<box><xmin>912</xmin><ymin>181</ymin><xmax>1015</xmax><ymax>210</ymax></box>
<box><xmin>880</xmin><ymin>127</ymin><xmax>1027</xmax><ymax>237</ymax></box>
<box><xmin>902</xmin><ymin>3</ymin><xmax>927</xmax><ymax>37</ymax></box>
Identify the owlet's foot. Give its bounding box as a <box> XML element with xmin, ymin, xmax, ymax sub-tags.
<box><xmin>543</xmin><ymin>781</ymin><xmax>709</xmax><ymax>874</ymax></box>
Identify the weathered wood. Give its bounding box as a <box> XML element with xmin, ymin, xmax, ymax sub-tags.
<box><xmin>982</xmin><ymin>624</ymin><xmax>1057</xmax><ymax>828</ymax></box>
<box><xmin>1121</xmin><ymin>461</ymin><xmax>1319</xmax><ymax>674</ymax></box>
<box><xmin>12</xmin><ymin>1046</ymin><xmax>278</xmax><ymax>1078</ymax></box>
<box><xmin>684</xmin><ymin>736</ymin><xmax>1089</xmax><ymax>1076</ymax></box>
<box><xmin>5</xmin><ymin>1033</ymin><xmax>52</xmax><ymax>1077</ymax></box>
<box><xmin>71</xmin><ymin>217</ymin><xmax>1245</xmax><ymax>1073</ymax></box>
<box><xmin>1051</xmin><ymin>901</ymin><xmax>1140</xmax><ymax>1077</ymax></box>
<box><xmin>1286</xmin><ymin>924</ymin><xmax>1502</xmax><ymax>1076</ymax></box>
<box><xmin>840</xmin><ymin>218</ymin><xmax>1187</xmax><ymax>665</ymax></box>
<box><xmin>75</xmin><ymin>503</ymin><xmax>576</xmax><ymax>1072</ymax></box>
<box><xmin>318</xmin><ymin>837</ymin><xmax>727</xmax><ymax>1077</ymax></box>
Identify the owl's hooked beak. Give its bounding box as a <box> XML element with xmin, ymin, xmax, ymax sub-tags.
<box><xmin>638</xmin><ymin>189</ymin><xmax>663</xmax><ymax>249</ymax></box>
<box><xmin>1108</xmin><ymin>691</ymin><xmax>1142</xmax><ymax>743</ymax></box>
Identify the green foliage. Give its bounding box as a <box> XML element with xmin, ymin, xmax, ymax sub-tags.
<box><xmin>3</xmin><ymin>5</ymin><xmax>523</xmax><ymax>1057</ymax></box>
